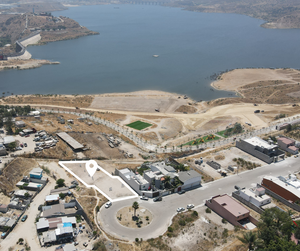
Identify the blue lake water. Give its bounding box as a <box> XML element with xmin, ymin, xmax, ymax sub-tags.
<box><xmin>1</xmin><ymin>4</ymin><xmax>300</xmax><ymax>100</ymax></box>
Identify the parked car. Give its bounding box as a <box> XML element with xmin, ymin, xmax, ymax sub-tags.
<box><xmin>187</xmin><ymin>204</ymin><xmax>194</xmax><ymax>209</ymax></box>
<box><xmin>21</xmin><ymin>215</ymin><xmax>28</xmax><ymax>222</ymax></box>
<box><xmin>24</xmin><ymin>143</ymin><xmax>27</xmax><ymax>147</ymax></box>
<box><xmin>177</xmin><ymin>207</ymin><xmax>185</xmax><ymax>212</ymax></box>
<box><xmin>0</xmin><ymin>159</ymin><xmax>2</xmax><ymax>163</ymax></box>
<box><xmin>178</xmin><ymin>190</ymin><xmax>186</xmax><ymax>195</ymax></box>
<box><xmin>16</xmin><ymin>146</ymin><xmax>22</xmax><ymax>151</ymax></box>
<box><xmin>140</xmin><ymin>196</ymin><xmax>149</xmax><ymax>201</ymax></box>
<box><xmin>83</xmin><ymin>242</ymin><xmax>88</xmax><ymax>247</ymax></box>
<box><xmin>69</xmin><ymin>184</ymin><xmax>76</xmax><ymax>189</ymax></box>
<box><xmin>105</xmin><ymin>202</ymin><xmax>112</xmax><ymax>208</ymax></box>
<box><xmin>153</xmin><ymin>197</ymin><xmax>162</xmax><ymax>202</ymax></box>
<box><xmin>25</xmin><ymin>134</ymin><xmax>30</xmax><ymax>137</ymax></box>
<box><xmin>20</xmin><ymin>143</ymin><xmax>23</xmax><ymax>148</ymax></box>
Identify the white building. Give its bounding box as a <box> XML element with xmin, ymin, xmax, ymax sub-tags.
<box><xmin>237</xmin><ymin>187</ymin><xmax>271</xmax><ymax>207</ymax></box>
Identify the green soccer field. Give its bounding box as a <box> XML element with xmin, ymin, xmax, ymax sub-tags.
<box><xmin>126</xmin><ymin>121</ymin><xmax>152</xmax><ymax>130</ymax></box>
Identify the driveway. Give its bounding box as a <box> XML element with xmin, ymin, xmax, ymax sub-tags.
<box><xmin>98</xmin><ymin>157</ymin><xmax>300</xmax><ymax>241</ymax></box>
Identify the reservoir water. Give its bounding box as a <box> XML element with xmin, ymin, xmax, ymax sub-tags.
<box><xmin>1</xmin><ymin>5</ymin><xmax>300</xmax><ymax>100</ymax></box>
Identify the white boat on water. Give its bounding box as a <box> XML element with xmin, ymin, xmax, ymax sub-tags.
<box><xmin>153</xmin><ymin>55</ymin><xmax>159</xmax><ymax>58</ymax></box>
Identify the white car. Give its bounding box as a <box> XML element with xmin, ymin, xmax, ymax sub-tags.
<box><xmin>105</xmin><ymin>201</ymin><xmax>112</xmax><ymax>208</ymax></box>
<box><xmin>187</xmin><ymin>204</ymin><xmax>194</xmax><ymax>209</ymax></box>
<box><xmin>177</xmin><ymin>207</ymin><xmax>185</xmax><ymax>212</ymax></box>
<box><xmin>140</xmin><ymin>196</ymin><xmax>149</xmax><ymax>201</ymax></box>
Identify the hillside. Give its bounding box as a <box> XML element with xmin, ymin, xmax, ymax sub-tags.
<box><xmin>166</xmin><ymin>0</ymin><xmax>300</xmax><ymax>29</ymax></box>
<box><xmin>0</xmin><ymin>13</ymin><xmax>98</xmax><ymax>55</ymax></box>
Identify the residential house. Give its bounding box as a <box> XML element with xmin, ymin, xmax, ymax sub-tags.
<box><xmin>236</xmin><ymin>136</ymin><xmax>285</xmax><ymax>163</ymax></box>
<box><xmin>205</xmin><ymin>194</ymin><xmax>258</xmax><ymax>229</ymax></box>
<box><xmin>277</xmin><ymin>137</ymin><xmax>299</xmax><ymax>155</ymax></box>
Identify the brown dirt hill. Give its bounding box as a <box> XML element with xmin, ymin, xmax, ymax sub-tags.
<box><xmin>0</xmin><ymin>158</ymin><xmax>39</xmax><ymax>194</ymax></box>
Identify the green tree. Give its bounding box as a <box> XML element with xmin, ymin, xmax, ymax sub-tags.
<box><xmin>56</xmin><ymin>179</ymin><xmax>65</xmax><ymax>188</ymax></box>
<box><xmin>164</xmin><ymin>176</ymin><xmax>171</xmax><ymax>188</ymax></box>
<box><xmin>7</xmin><ymin>142</ymin><xmax>16</xmax><ymax>151</ymax></box>
<box><xmin>132</xmin><ymin>201</ymin><xmax>139</xmax><ymax>217</ymax></box>
<box><xmin>237</xmin><ymin>231</ymin><xmax>259</xmax><ymax>251</ymax></box>
<box><xmin>59</xmin><ymin>193</ymin><xmax>66</xmax><ymax>199</ymax></box>
<box><xmin>4</xmin><ymin>116</ymin><xmax>13</xmax><ymax>135</ymax></box>
<box><xmin>258</xmin><ymin>208</ymin><xmax>293</xmax><ymax>248</ymax></box>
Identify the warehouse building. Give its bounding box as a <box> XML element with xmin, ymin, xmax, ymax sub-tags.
<box><xmin>56</xmin><ymin>132</ymin><xmax>84</xmax><ymax>151</ymax></box>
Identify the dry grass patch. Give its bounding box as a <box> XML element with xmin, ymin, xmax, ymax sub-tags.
<box><xmin>0</xmin><ymin>158</ymin><xmax>38</xmax><ymax>193</ymax></box>
<box><xmin>4</xmin><ymin>94</ymin><xmax>94</xmax><ymax>108</ymax></box>
<box><xmin>175</xmin><ymin>105</ymin><xmax>197</xmax><ymax>113</ymax></box>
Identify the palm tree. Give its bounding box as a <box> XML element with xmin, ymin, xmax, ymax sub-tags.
<box><xmin>237</xmin><ymin>231</ymin><xmax>258</xmax><ymax>251</ymax></box>
<box><xmin>132</xmin><ymin>201</ymin><xmax>139</xmax><ymax>217</ymax></box>
<box><xmin>164</xmin><ymin>176</ymin><xmax>171</xmax><ymax>188</ymax></box>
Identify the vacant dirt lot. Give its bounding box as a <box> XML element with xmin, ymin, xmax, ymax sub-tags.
<box><xmin>89</xmin><ymin>91</ymin><xmax>189</xmax><ymax>113</ymax></box>
<box><xmin>63</xmin><ymin>162</ymin><xmax>136</xmax><ymax>200</ymax></box>
<box><xmin>4</xmin><ymin>94</ymin><xmax>93</xmax><ymax>108</ymax></box>
<box><xmin>211</xmin><ymin>68</ymin><xmax>300</xmax><ymax>105</ymax></box>
<box><xmin>69</xmin><ymin>132</ymin><xmax>124</xmax><ymax>159</ymax></box>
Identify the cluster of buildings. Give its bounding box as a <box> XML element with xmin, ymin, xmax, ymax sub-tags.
<box><xmin>35</xmin><ymin>183</ymin><xmax>93</xmax><ymax>249</ymax></box>
<box><xmin>116</xmin><ymin>160</ymin><xmax>201</xmax><ymax>198</ymax></box>
<box><xmin>0</xmin><ymin>167</ymin><xmax>48</xmax><ymax>239</ymax></box>
<box><xmin>206</xmin><ymin>172</ymin><xmax>300</xmax><ymax>230</ymax></box>
<box><xmin>236</xmin><ymin>135</ymin><xmax>299</xmax><ymax>164</ymax></box>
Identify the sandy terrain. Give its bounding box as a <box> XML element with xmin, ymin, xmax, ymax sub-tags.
<box><xmin>90</xmin><ymin>90</ymin><xmax>190</xmax><ymax>113</ymax></box>
<box><xmin>211</xmin><ymin>68</ymin><xmax>300</xmax><ymax>91</ymax></box>
<box><xmin>0</xmin><ymin>58</ymin><xmax>59</xmax><ymax>71</ymax></box>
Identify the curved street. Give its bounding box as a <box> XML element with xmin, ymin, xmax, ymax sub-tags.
<box><xmin>98</xmin><ymin>156</ymin><xmax>300</xmax><ymax>241</ymax></box>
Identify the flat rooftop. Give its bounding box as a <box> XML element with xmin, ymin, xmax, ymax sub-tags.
<box><xmin>244</xmin><ymin>136</ymin><xmax>276</xmax><ymax>150</ymax></box>
<box><xmin>212</xmin><ymin>194</ymin><xmax>249</xmax><ymax>217</ymax></box>
<box><xmin>56</xmin><ymin>132</ymin><xmax>84</xmax><ymax>150</ymax></box>
<box><xmin>244</xmin><ymin>188</ymin><xmax>270</xmax><ymax>202</ymax></box>
<box><xmin>264</xmin><ymin>176</ymin><xmax>300</xmax><ymax>198</ymax></box>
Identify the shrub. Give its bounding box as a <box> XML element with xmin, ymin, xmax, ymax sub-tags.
<box><xmin>168</xmin><ymin>226</ymin><xmax>173</xmax><ymax>232</ymax></box>
<box><xmin>178</xmin><ymin>219</ymin><xmax>186</xmax><ymax>226</ymax></box>
<box><xmin>205</xmin><ymin>208</ymin><xmax>211</xmax><ymax>213</ymax></box>
<box><xmin>222</xmin><ymin>228</ymin><xmax>229</xmax><ymax>238</ymax></box>
<box><xmin>222</xmin><ymin>218</ymin><xmax>227</xmax><ymax>224</ymax></box>
<box><xmin>192</xmin><ymin>211</ymin><xmax>198</xmax><ymax>217</ymax></box>
<box><xmin>135</xmin><ymin>238</ymin><xmax>139</xmax><ymax>242</ymax></box>
<box><xmin>96</xmin><ymin>206</ymin><xmax>100</xmax><ymax>212</ymax></box>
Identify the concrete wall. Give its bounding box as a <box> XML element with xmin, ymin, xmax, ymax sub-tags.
<box><xmin>205</xmin><ymin>196</ymin><xmax>250</xmax><ymax>229</ymax></box>
<box><xmin>115</xmin><ymin>169</ymin><xmax>141</xmax><ymax>195</ymax></box>
<box><xmin>232</xmin><ymin>191</ymin><xmax>264</xmax><ymax>214</ymax></box>
<box><xmin>20</xmin><ymin>33</ymin><xmax>41</xmax><ymax>47</ymax></box>
<box><xmin>182</xmin><ymin>176</ymin><xmax>201</xmax><ymax>190</ymax></box>
<box><xmin>259</xmin><ymin>183</ymin><xmax>300</xmax><ymax>212</ymax></box>
<box><xmin>261</xmin><ymin>178</ymin><xmax>300</xmax><ymax>203</ymax></box>
<box><xmin>236</xmin><ymin>140</ymin><xmax>274</xmax><ymax>164</ymax></box>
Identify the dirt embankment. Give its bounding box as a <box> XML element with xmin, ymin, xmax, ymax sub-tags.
<box><xmin>166</xmin><ymin>0</ymin><xmax>300</xmax><ymax>29</ymax></box>
<box><xmin>0</xmin><ymin>59</ymin><xmax>59</xmax><ymax>71</ymax></box>
<box><xmin>0</xmin><ymin>158</ymin><xmax>39</xmax><ymax>194</ymax></box>
<box><xmin>4</xmin><ymin>94</ymin><xmax>94</xmax><ymax>108</ymax></box>
<box><xmin>210</xmin><ymin>68</ymin><xmax>300</xmax><ymax>106</ymax></box>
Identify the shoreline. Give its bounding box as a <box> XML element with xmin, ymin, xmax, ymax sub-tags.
<box><xmin>0</xmin><ymin>59</ymin><xmax>60</xmax><ymax>71</ymax></box>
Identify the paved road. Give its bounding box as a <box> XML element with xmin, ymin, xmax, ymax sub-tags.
<box><xmin>98</xmin><ymin>156</ymin><xmax>300</xmax><ymax>241</ymax></box>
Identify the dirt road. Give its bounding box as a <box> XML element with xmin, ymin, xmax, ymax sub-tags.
<box><xmin>0</xmin><ymin>177</ymin><xmax>54</xmax><ymax>251</ymax></box>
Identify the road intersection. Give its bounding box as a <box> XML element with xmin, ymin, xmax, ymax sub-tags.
<box><xmin>98</xmin><ymin>156</ymin><xmax>300</xmax><ymax>241</ymax></box>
